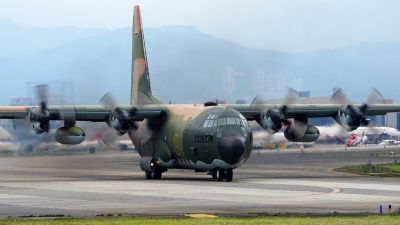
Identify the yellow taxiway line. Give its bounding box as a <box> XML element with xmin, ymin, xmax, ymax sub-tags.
<box><xmin>183</xmin><ymin>214</ymin><xmax>218</xmax><ymax>218</ymax></box>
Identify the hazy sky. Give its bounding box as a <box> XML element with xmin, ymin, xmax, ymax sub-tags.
<box><xmin>1</xmin><ymin>0</ymin><xmax>400</xmax><ymax>52</ymax></box>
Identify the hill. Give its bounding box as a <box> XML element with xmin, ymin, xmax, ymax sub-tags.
<box><xmin>0</xmin><ymin>24</ymin><xmax>399</xmax><ymax>105</ymax></box>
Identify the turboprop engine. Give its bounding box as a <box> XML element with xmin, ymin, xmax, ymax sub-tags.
<box><xmin>284</xmin><ymin>125</ymin><xmax>320</xmax><ymax>142</ymax></box>
<box><xmin>28</xmin><ymin>107</ymin><xmax>50</xmax><ymax>134</ymax></box>
<box><xmin>55</xmin><ymin>127</ymin><xmax>85</xmax><ymax>145</ymax></box>
<box><xmin>256</xmin><ymin>109</ymin><xmax>285</xmax><ymax>134</ymax></box>
<box><xmin>106</xmin><ymin>112</ymin><xmax>130</xmax><ymax>136</ymax></box>
<box><xmin>100</xmin><ymin>93</ymin><xmax>137</xmax><ymax>136</ymax></box>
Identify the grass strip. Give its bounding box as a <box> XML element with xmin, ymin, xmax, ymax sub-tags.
<box><xmin>1</xmin><ymin>216</ymin><xmax>400</xmax><ymax>225</ymax></box>
<box><xmin>334</xmin><ymin>162</ymin><xmax>400</xmax><ymax>177</ymax></box>
<box><xmin>343</xmin><ymin>153</ymin><xmax>398</xmax><ymax>157</ymax></box>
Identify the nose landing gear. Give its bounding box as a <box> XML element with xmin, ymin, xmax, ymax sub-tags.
<box><xmin>210</xmin><ymin>168</ymin><xmax>233</xmax><ymax>182</ymax></box>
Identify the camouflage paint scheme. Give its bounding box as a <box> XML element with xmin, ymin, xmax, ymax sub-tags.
<box><xmin>131</xmin><ymin>104</ymin><xmax>252</xmax><ymax>171</ymax></box>
<box><xmin>2</xmin><ymin>5</ymin><xmax>400</xmax><ymax>181</ymax></box>
<box><xmin>128</xmin><ymin>6</ymin><xmax>251</xmax><ymax>172</ymax></box>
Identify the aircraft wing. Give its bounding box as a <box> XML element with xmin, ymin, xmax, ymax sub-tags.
<box><xmin>3</xmin><ymin>103</ymin><xmax>400</xmax><ymax>122</ymax></box>
<box><xmin>224</xmin><ymin>104</ymin><xmax>400</xmax><ymax>120</ymax></box>
<box><xmin>0</xmin><ymin>105</ymin><xmax>163</xmax><ymax>122</ymax></box>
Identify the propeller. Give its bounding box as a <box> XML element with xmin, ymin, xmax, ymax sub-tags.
<box><xmin>12</xmin><ymin>85</ymin><xmax>51</xmax><ymax>134</ymax></box>
<box><xmin>12</xmin><ymin>85</ymin><xmax>56</xmax><ymax>150</ymax></box>
<box><xmin>250</xmin><ymin>88</ymin><xmax>300</xmax><ymax>134</ymax></box>
<box><xmin>34</xmin><ymin>85</ymin><xmax>51</xmax><ymax>132</ymax></box>
<box><xmin>99</xmin><ymin>92</ymin><xmax>138</xmax><ymax>131</ymax></box>
<box><xmin>331</xmin><ymin>88</ymin><xmax>384</xmax><ymax>130</ymax></box>
<box><xmin>98</xmin><ymin>92</ymin><xmax>138</xmax><ymax>147</ymax></box>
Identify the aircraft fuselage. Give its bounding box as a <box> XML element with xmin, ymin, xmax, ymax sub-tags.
<box><xmin>129</xmin><ymin>105</ymin><xmax>253</xmax><ymax>171</ymax></box>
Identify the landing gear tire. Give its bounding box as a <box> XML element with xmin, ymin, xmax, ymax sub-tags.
<box><xmin>212</xmin><ymin>174</ymin><xmax>217</xmax><ymax>179</ymax></box>
<box><xmin>151</xmin><ymin>165</ymin><xmax>162</xmax><ymax>179</ymax></box>
<box><xmin>216</xmin><ymin>168</ymin><xmax>225</xmax><ymax>181</ymax></box>
<box><xmin>225</xmin><ymin>169</ymin><xmax>233</xmax><ymax>182</ymax></box>
<box><xmin>145</xmin><ymin>171</ymin><xmax>152</xmax><ymax>179</ymax></box>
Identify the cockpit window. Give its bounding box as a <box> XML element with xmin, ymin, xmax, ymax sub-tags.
<box><xmin>242</xmin><ymin>119</ymin><xmax>248</xmax><ymax>127</ymax></box>
<box><xmin>227</xmin><ymin>117</ymin><xmax>236</xmax><ymax>125</ymax></box>
<box><xmin>235</xmin><ymin>118</ymin><xmax>241</xmax><ymax>125</ymax></box>
<box><xmin>203</xmin><ymin>115</ymin><xmax>248</xmax><ymax>127</ymax></box>
<box><xmin>208</xmin><ymin>120</ymin><xmax>215</xmax><ymax>127</ymax></box>
<box><xmin>218</xmin><ymin>118</ymin><xmax>226</xmax><ymax>126</ymax></box>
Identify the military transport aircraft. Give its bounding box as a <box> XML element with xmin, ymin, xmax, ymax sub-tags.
<box><xmin>1</xmin><ymin>5</ymin><xmax>400</xmax><ymax>182</ymax></box>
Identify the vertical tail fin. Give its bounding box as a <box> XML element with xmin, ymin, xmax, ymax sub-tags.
<box><xmin>131</xmin><ymin>5</ymin><xmax>162</xmax><ymax>105</ymax></box>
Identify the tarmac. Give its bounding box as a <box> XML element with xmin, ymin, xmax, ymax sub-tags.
<box><xmin>0</xmin><ymin>145</ymin><xmax>399</xmax><ymax>217</ymax></box>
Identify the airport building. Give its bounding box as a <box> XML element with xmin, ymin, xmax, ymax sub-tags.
<box><xmin>27</xmin><ymin>79</ymin><xmax>74</xmax><ymax>105</ymax></box>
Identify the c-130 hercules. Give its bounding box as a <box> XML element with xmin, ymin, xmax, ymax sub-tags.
<box><xmin>2</xmin><ymin>5</ymin><xmax>400</xmax><ymax>182</ymax></box>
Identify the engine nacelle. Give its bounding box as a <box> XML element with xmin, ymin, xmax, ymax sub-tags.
<box><xmin>30</xmin><ymin>121</ymin><xmax>45</xmax><ymax>134</ymax></box>
<box><xmin>333</xmin><ymin>106</ymin><xmax>370</xmax><ymax>131</ymax></box>
<box><xmin>284</xmin><ymin>125</ymin><xmax>320</xmax><ymax>142</ymax></box>
<box><xmin>55</xmin><ymin>127</ymin><xmax>85</xmax><ymax>145</ymax></box>
<box><xmin>106</xmin><ymin>114</ymin><xmax>128</xmax><ymax>136</ymax></box>
<box><xmin>256</xmin><ymin>109</ymin><xmax>284</xmax><ymax>134</ymax></box>
<box><xmin>28</xmin><ymin>107</ymin><xmax>50</xmax><ymax>134</ymax></box>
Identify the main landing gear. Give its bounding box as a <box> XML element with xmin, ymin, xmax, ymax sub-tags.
<box><xmin>145</xmin><ymin>164</ymin><xmax>162</xmax><ymax>180</ymax></box>
<box><xmin>210</xmin><ymin>168</ymin><xmax>233</xmax><ymax>182</ymax></box>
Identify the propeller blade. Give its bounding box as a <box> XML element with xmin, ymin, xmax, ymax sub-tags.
<box><xmin>280</xmin><ymin>87</ymin><xmax>298</xmax><ymax>114</ymax></box>
<box><xmin>99</xmin><ymin>92</ymin><xmax>117</xmax><ymax>111</ymax></box>
<box><xmin>12</xmin><ymin>117</ymin><xmax>32</xmax><ymax>140</ymax></box>
<box><xmin>288</xmin><ymin>119</ymin><xmax>307</xmax><ymax>140</ymax></box>
<box><xmin>249</xmin><ymin>95</ymin><xmax>266</xmax><ymax>111</ymax></box>
<box><xmin>100</xmin><ymin>127</ymin><xmax>118</xmax><ymax>148</ymax></box>
<box><xmin>330</xmin><ymin>88</ymin><xmax>349</xmax><ymax>105</ymax></box>
<box><xmin>360</xmin><ymin>88</ymin><xmax>384</xmax><ymax>113</ymax></box>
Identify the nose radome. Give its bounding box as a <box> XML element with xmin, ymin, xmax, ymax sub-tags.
<box><xmin>217</xmin><ymin>134</ymin><xmax>246</xmax><ymax>164</ymax></box>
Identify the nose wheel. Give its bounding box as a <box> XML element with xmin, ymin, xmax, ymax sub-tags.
<box><xmin>215</xmin><ymin>168</ymin><xmax>233</xmax><ymax>182</ymax></box>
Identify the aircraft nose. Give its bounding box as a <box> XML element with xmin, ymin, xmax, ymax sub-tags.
<box><xmin>217</xmin><ymin>134</ymin><xmax>246</xmax><ymax>164</ymax></box>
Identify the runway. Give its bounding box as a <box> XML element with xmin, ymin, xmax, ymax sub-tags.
<box><xmin>0</xmin><ymin>146</ymin><xmax>399</xmax><ymax>217</ymax></box>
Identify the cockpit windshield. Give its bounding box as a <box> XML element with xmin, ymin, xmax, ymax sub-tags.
<box><xmin>203</xmin><ymin>115</ymin><xmax>248</xmax><ymax>127</ymax></box>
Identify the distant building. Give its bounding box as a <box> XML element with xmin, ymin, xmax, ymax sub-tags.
<box><xmin>365</xmin><ymin>115</ymin><xmax>385</xmax><ymax>127</ymax></box>
<box><xmin>264</xmin><ymin>73</ymin><xmax>278</xmax><ymax>99</ymax></box>
<box><xmin>27</xmin><ymin>79</ymin><xmax>74</xmax><ymax>105</ymax></box>
<box><xmin>274</xmin><ymin>74</ymin><xmax>285</xmax><ymax>98</ymax></box>
<box><xmin>377</xmin><ymin>99</ymin><xmax>396</xmax><ymax>127</ymax></box>
<box><xmin>222</xmin><ymin>67</ymin><xmax>236</xmax><ymax>95</ymax></box>
<box><xmin>252</xmin><ymin>69</ymin><xmax>264</xmax><ymax>96</ymax></box>
<box><xmin>235</xmin><ymin>99</ymin><xmax>246</xmax><ymax>104</ymax></box>
<box><xmin>299</xmin><ymin>91</ymin><xmax>310</xmax><ymax>98</ymax></box>
<box><xmin>9</xmin><ymin>97</ymin><xmax>34</xmax><ymax>106</ymax></box>
<box><xmin>396</xmin><ymin>114</ymin><xmax>400</xmax><ymax>130</ymax></box>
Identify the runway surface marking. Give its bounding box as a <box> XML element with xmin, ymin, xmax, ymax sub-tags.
<box><xmin>183</xmin><ymin>214</ymin><xmax>218</xmax><ymax>218</ymax></box>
